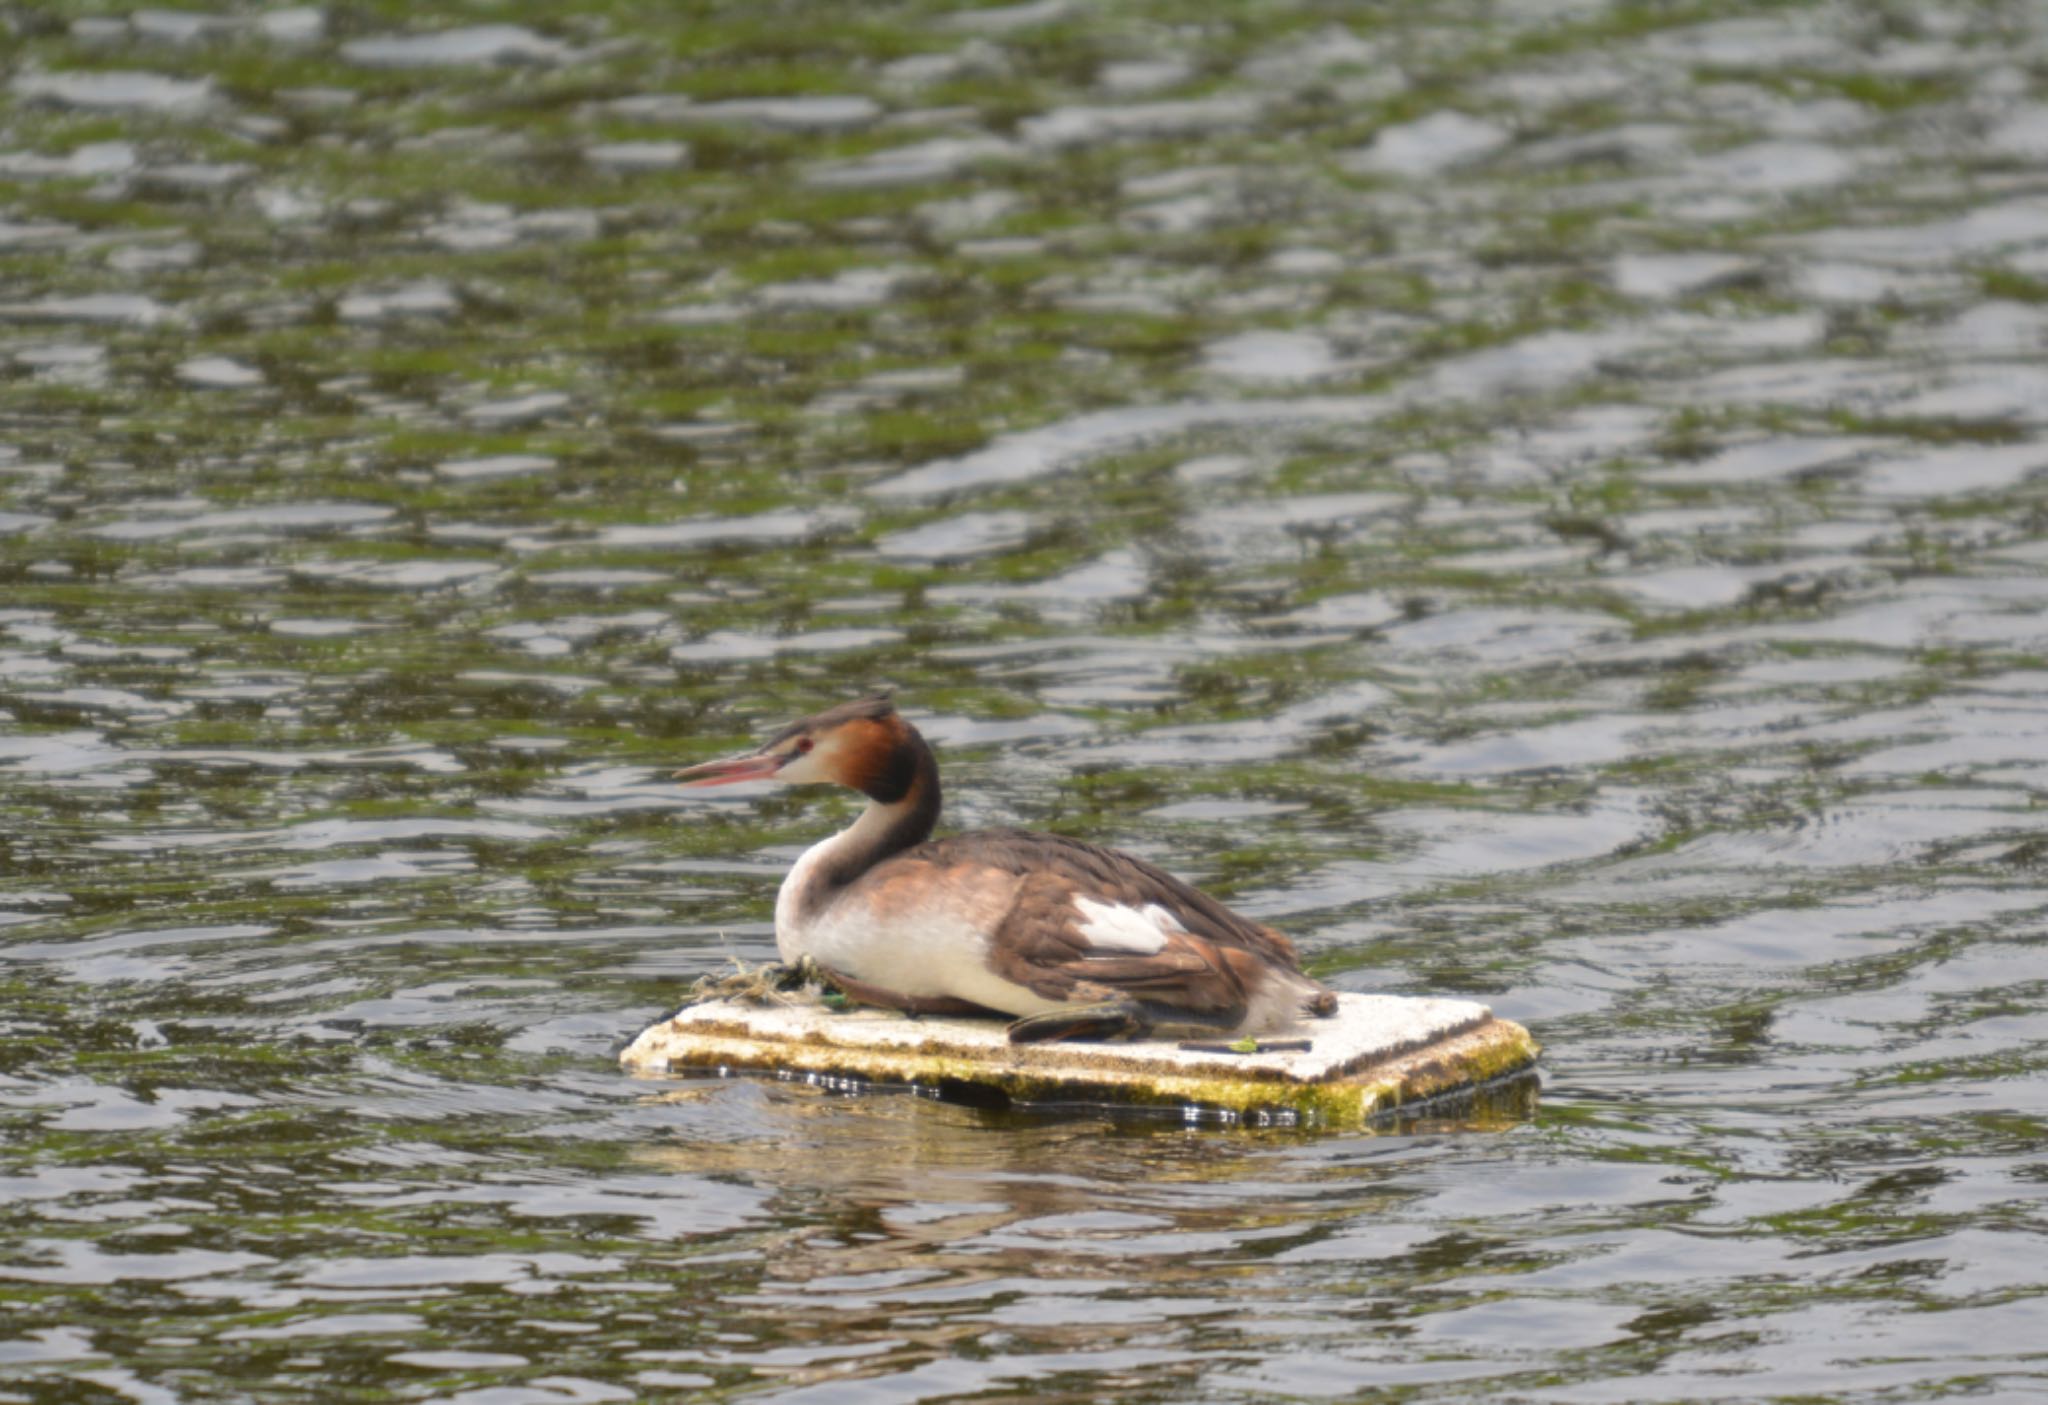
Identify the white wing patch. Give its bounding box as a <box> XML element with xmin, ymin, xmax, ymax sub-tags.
<box><xmin>1071</xmin><ymin>895</ymin><xmax>1181</xmax><ymax>956</ymax></box>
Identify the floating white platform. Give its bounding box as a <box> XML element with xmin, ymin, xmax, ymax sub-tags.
<box><xmin>620</xmin><ymin>991</ymin><xmax>1539</xmax><ymax>1127</ymax></box>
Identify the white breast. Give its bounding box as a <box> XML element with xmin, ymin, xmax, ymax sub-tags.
<box><xmin>773</xmin><ymin>836</ymin><xmax>833</xmax><ymax>965</ymax></box>
<box><xmin>774</xmin><ymin>835</ymin><xmax>1065</xmax><ymax>1018</ymax></box>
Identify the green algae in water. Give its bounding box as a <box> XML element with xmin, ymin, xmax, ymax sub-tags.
<box><xmin>7</xmin><ymin>0</ymin><xmax>2048</xmax><ymax>1401</ymax></box>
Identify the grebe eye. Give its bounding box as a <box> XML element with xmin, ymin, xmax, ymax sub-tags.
<box><xmin>795</xmin><ymin>736</ymin><xmax>814</xmax><ymax>754</ymax></box>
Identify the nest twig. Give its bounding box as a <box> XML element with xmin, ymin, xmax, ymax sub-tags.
<box><xmin>679</xmin><ymin>954</ymin><xmax>843</xmax><ymax>1010</ymax></box>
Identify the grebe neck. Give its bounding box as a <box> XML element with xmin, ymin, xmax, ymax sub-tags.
<box><xmin>792</xmin><ymin>736</ymin><xmax>941</xmax><ymax>914</ymax></box>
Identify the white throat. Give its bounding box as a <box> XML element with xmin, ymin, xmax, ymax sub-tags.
<box><xmin>772</xmin><ymin>798</ymin><xmax>906</xmax><ymax>963</ymax></box>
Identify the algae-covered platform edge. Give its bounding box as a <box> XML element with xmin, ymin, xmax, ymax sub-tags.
<box><xmin>620</xmin><ymin>992</ymin><xmax>1540</xmax><ymax>1126</ymax></box>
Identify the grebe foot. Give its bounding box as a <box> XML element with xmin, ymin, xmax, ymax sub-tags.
<box><xmin>1006</xmin><ymin>1000</ymin><xmax>1152</xmax><ymax>1044</ymax></box>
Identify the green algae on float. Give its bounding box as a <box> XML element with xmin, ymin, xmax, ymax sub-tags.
<box><xmin>620</xmin><ymin>991</ymin><xmax>1540</xmax><ymax>1127</ymax></box>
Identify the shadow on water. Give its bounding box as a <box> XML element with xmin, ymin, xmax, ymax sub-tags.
<box><xmin>624</xmin><ymin>1062</ymin><xmax>1543</xmax><ymax>1132</ymax></box>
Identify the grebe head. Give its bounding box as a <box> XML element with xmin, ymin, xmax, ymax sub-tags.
<box><xmin>675</xmin><ymin>693</ymin><xmax>925</xmax><ymax>801</ymax></box>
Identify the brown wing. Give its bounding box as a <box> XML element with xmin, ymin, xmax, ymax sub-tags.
<box><xmin>904</xmin><ymin>828</ymin><xmax>1306</xmax><ymax>969</ymax></box>
<box><xmin>899</xmin><ymin>829</ymin><xmax>1305</xmax><ymax>1020</ymax></box>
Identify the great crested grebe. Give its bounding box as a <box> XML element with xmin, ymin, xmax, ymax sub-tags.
<box><xmin>676</xmin><ymin>694</ymin><xmax>1338</xmax><ymax>1043</ymax></box>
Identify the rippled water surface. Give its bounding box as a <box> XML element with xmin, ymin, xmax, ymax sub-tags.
<box><xmin>7</xmin><ymin>2</ymin><xmax>2048</xmax><ymax>1400</ymax></box>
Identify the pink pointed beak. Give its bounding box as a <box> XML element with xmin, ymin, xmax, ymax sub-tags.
<box><xmin>674</xmin><ymin>750</ymin><xmax>784</xmax><ymax>788</ymax></box>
